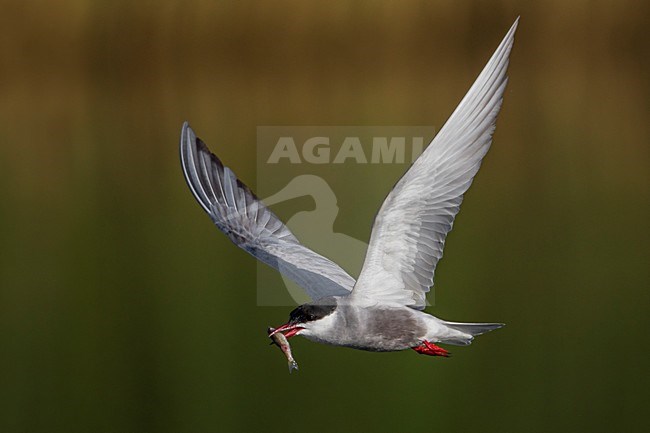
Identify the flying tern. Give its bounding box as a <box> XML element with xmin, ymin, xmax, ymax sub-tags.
<box><xmin>180</xmin><ymin>19</ymin><xmax>518</xmax><ymax>360</ymax></box>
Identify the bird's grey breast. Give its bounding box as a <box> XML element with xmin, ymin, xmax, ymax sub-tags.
<box><xmin>329</xmin><ymin>305</ymin><xmax>425</xmax><ymax>351</ymax></box>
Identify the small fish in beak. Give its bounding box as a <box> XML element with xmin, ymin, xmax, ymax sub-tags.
<box><xmin>268</xmin><ymin>327</ymin><xmax>299</xmax><ymax>373</ymax></box>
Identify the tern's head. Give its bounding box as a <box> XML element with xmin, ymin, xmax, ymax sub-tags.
<box><xmin>269</xmin><ymin>302</ymin><xmax>337</xmax><ymax>339</ymax></box>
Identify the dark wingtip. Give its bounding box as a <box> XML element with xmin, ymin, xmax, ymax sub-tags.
<box><xmin>180</xmin><ymin>122</ymin><xmax>214</xmax><ymax>160</ymax></box>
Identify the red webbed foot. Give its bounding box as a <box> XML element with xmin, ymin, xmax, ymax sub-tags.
<box><xmin>412</xmin><ymin>340</ymin><xmax>450</xmax><ymax>357</ymax></box>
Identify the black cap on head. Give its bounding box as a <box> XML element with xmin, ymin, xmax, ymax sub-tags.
<box><xmin>288</xmin><ymin>303</ymin><xmax>336</xmax><ymax>325</ymax></box>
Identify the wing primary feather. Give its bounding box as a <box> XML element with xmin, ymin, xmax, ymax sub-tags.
<box><xmin>179</xmin><ymin>122</ymin><xmax>355</xmax><ymax>301</ymax></box>
<box><xmin>351</xmin><ymin>20</ymin><xmax>518</xmax><ymax>310</ymax></box>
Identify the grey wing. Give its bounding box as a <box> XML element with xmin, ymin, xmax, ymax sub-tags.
<box><xmin>180</xmin><ymin>122</ymin><xmax>354</xmax><ymax>300</ymax></box>
<box><xmin>351</xmin><ymin>19</ymin><xmax>518</xmax><ymax>309</ymax></box>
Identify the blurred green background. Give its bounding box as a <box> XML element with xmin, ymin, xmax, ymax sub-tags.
<box><xmin>1</xmin><ymin>1</ymin><xmax>648</xmax><ymax>432</ymax></box>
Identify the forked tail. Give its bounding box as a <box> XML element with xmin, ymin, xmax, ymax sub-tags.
<box><xmin>444</xmin><ymin>321</ymin><xmax>505</xmax><ymax>336</ymax></box>
<box><xmin>440</xmin><ymin>321</ymin><xmax>505</xmax><ymax>345</ymax></box>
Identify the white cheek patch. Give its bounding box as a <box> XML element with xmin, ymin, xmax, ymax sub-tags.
<box><xmin>300</xmin><ymin>310</ymin><xmax>338</xmax><ymax>337</ymax></box>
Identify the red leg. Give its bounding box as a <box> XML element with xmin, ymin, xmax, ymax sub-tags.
<box><xmin>412</xmin><ymin>340</ymin><xmax>450</xmax><ymax>357</ymax></box>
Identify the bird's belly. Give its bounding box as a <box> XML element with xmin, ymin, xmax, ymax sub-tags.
<box><xmin>302</xmin><ymin>332</ymin><xmax>414</xmax><ymax>352</ymax></box>
<box><xmin>303</xmin><ymin>307</ymin><xmax>425</xmax><ymax>352</ymax></box>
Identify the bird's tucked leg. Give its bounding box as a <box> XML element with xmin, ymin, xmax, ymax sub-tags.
<box><xmin>412</xmin><ymin>340</ymin><xmax>450</xmax><ymax>357</ymax></box>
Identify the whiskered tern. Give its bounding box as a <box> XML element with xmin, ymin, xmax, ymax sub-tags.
<box><xmin>180</xmin><ymin>19</ymin><xmax>518</xmax><ymax>361</ymax></box>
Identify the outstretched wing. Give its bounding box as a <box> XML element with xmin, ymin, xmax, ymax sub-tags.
<box><xmin>180</xmin><ymin>122</ymin><xmax>355</xmax><ymax>300</ymax></box>
<box><xmin>351</xmin><ymin>19</ymin><xmax>518</xmax><ymax>310</ymax></box>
